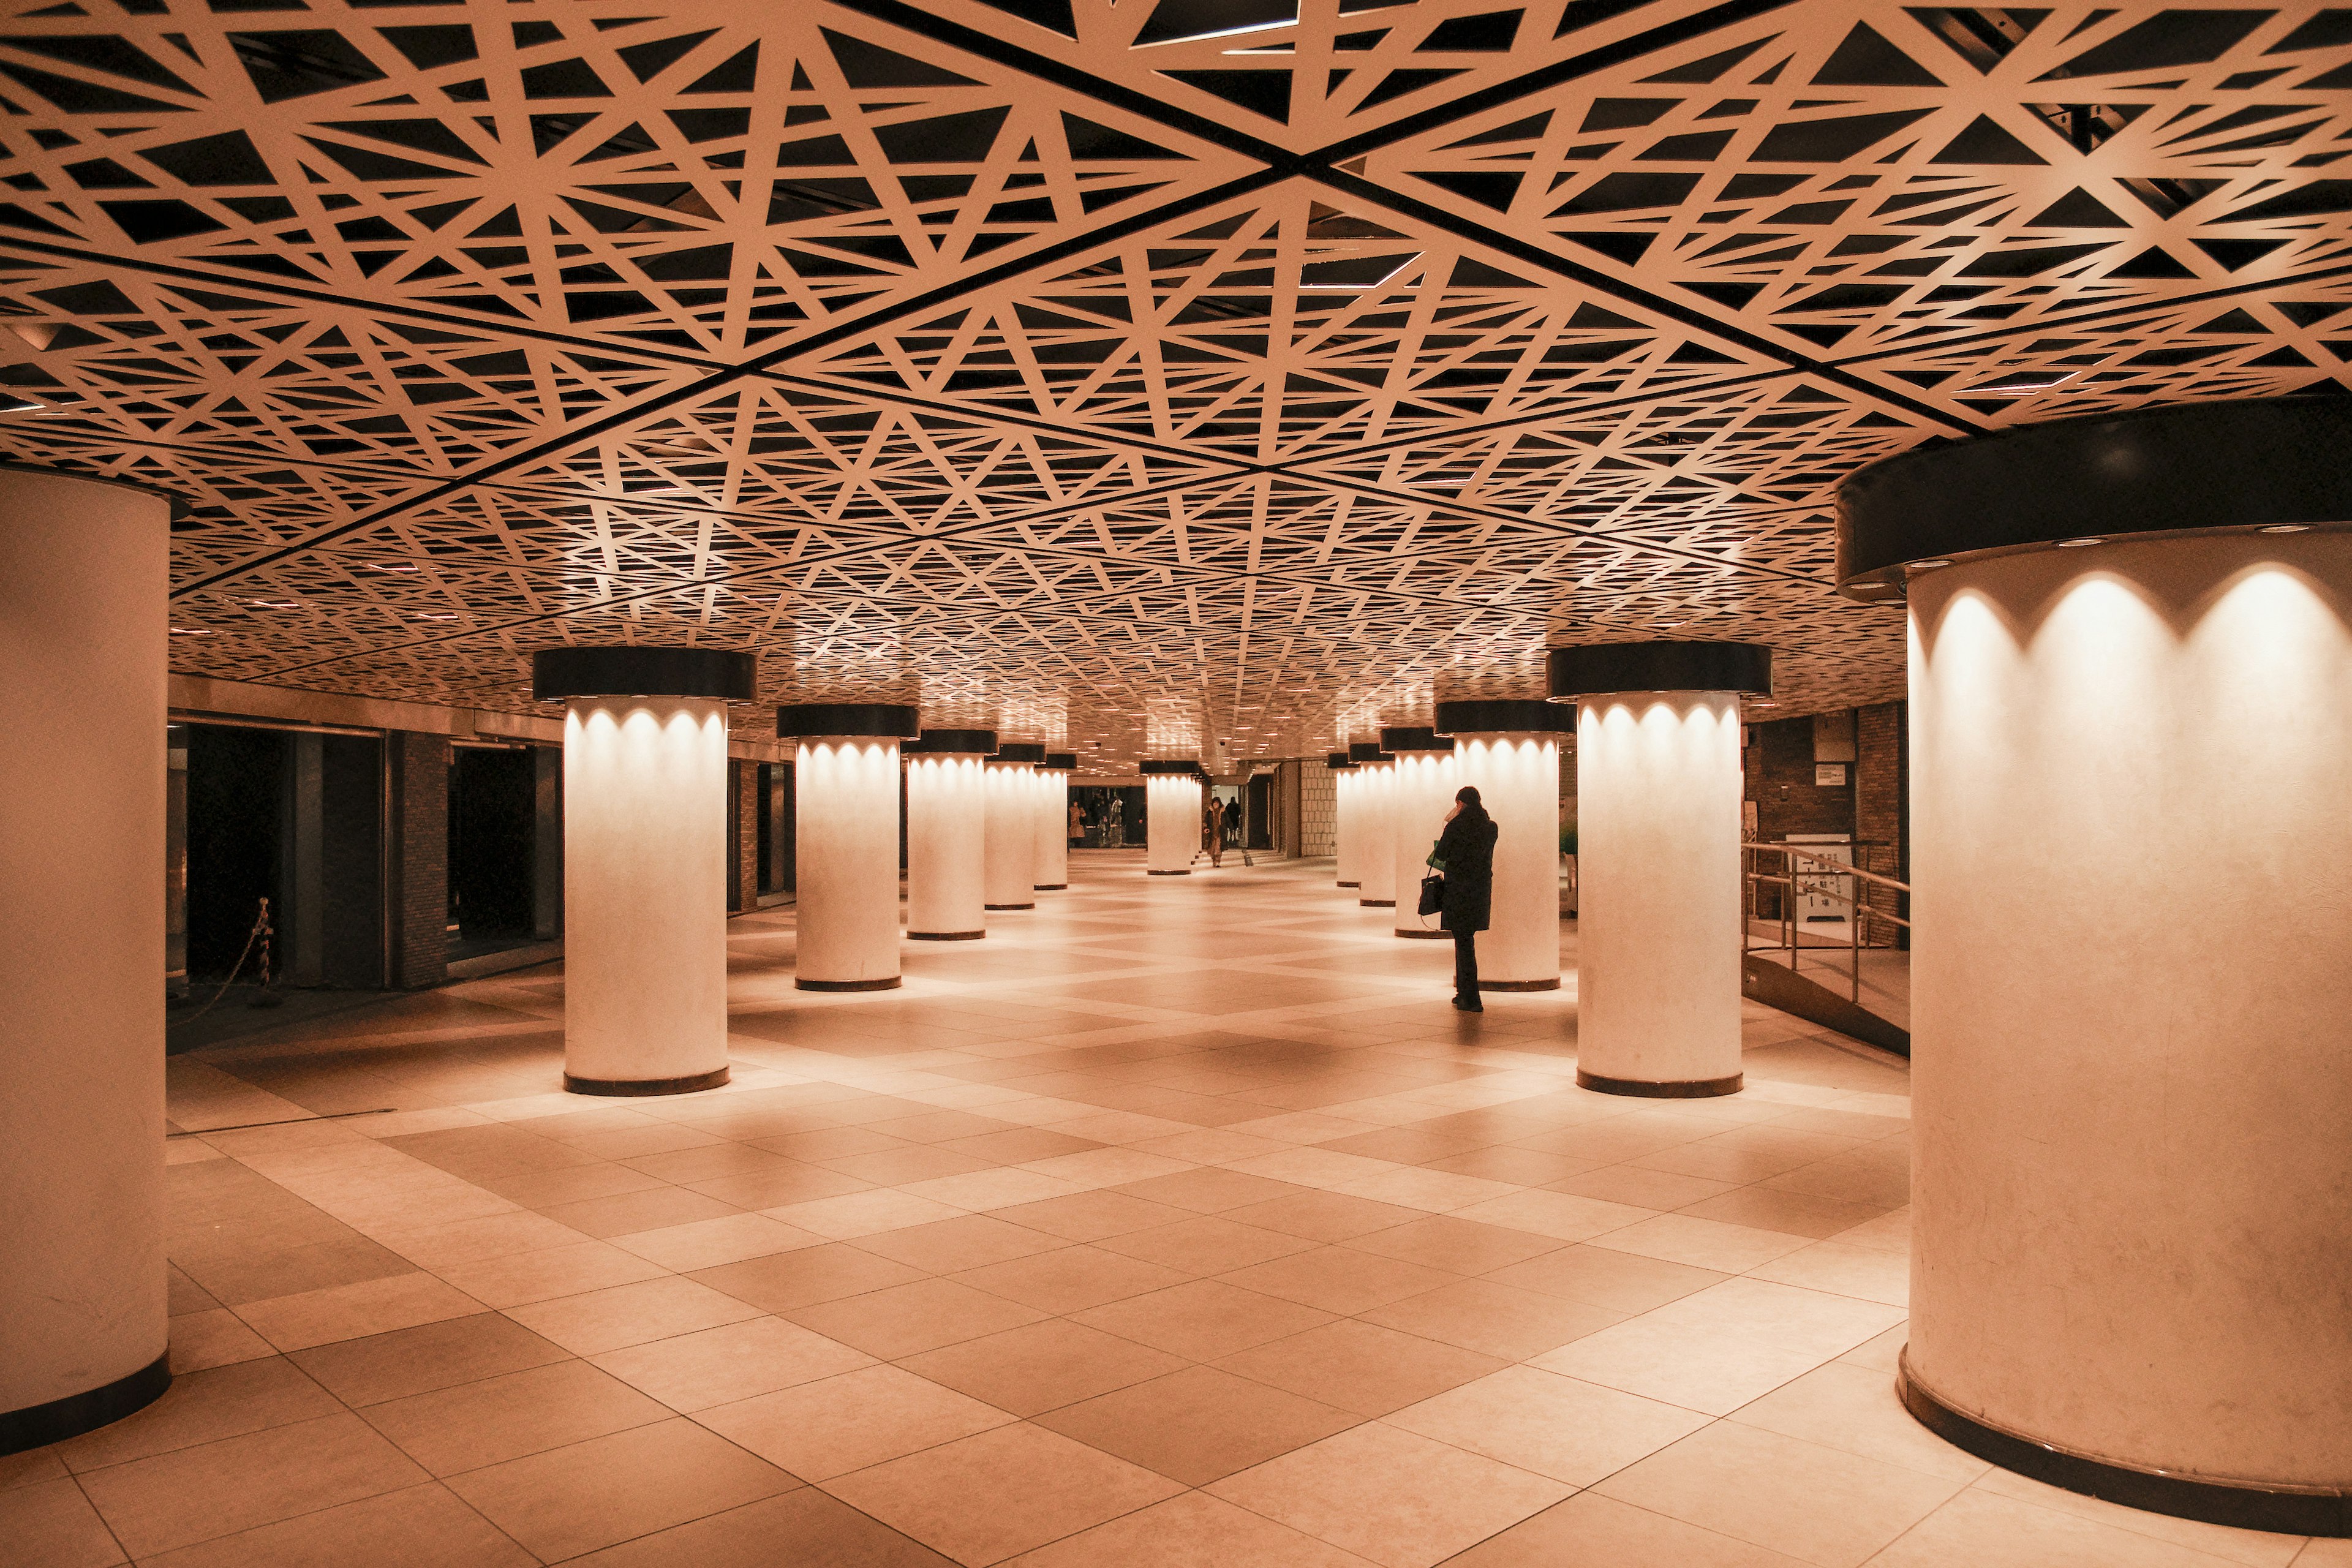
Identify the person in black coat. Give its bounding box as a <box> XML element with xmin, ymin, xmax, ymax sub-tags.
<box><xmin>1431</xmin><ymin>785</ymin><xmax>1498</xmax><ymax>1011</ymax></box>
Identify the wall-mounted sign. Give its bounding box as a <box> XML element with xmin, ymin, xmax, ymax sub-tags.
<box><xmin>1815</xmin><ymin>763</ymin><xmax>1847</xmax><ymax>787</ymax></box>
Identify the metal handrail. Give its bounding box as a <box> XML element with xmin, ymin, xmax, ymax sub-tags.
<box><xmin>1741</xmin><ymin>840</ymin><xmax>1911</xmax><ymax>1005</ymax></box>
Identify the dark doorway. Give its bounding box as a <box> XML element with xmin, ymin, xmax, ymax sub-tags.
<box><xmin>186</xmin><ymin>724</ymin><xmax>285</xmax><ymax>980</ymax></box>
<box><xmin>448</xmin><ymin>745</ymin><xmax>537</xmax><ymax>951</ymax></box>
<box><xmin>1246</xmin><ymin>773</ymin><xmax>1273</xmax><ymax>850</ymax></box>
<box><xmin>758</xmin><ymin>761</ymin><xmax>793</xmax><ymax>894</ymax></box>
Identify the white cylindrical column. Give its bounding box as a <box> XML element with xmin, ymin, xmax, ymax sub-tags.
<box><xmin>1438</xmin><ymin>703</ymin><xmax>1567</xmax><ymax>990</ymax></box>
<box><xmin>1</xmin><ymin>468</ymin><xmax>172</xmax><ymax>1450</ymax></box>
<box><xmin>906</xmin><ymin>729</ymin><xmax>992</xmax><ymax>941</ymax></box>
<box><xmin>1384</xmin><ymin>729</ymin><xmax>1457</xmax><ymax>939</ymax></box>
<box><xmin>558</xmin><ymin>691</ymin><xmax>731</xmax><ymax>1093</ymax></box>
<box><xmin>1332</xmin><ymin>756</ymin><xmax>1360</xmax><ymax>887</ymax></box>
<box><xmin>1143</xmin><ymin>766</ymin><xmax>1201</xmax><ymax>875</ymax></box>
<box><xmin>1033</xmin><ymin>752</ymin><xmax>1072</xmax><ymax>891</ymax></box>
<box><xmin>1836</xmin><ymin>399</ymin><xmax>2352</xmax><ymax>1535</ymax></box>
<box><xmin>985</xmin><ymin>746</ymin><xmax>1041</xmax><ymax>910</ymax></box>
<box><xmin>1907</xmin><ymin>532</ymin><xmax>2352</xmax><ymax>1520</ymax></box>
<box><xmin>1572</xmin><ymin>691</ymin><xmax>1744</xmax><ymax>1090</ymax></box>
<box><xmin>1357</xmin><ymin>756</ymin><xmax>1396</xmax><ymax>908</ymax></box>
<box><xmin>782</xmin><ymin>704</ymin><xmax>915</xmax><ymax>990</ymax></box>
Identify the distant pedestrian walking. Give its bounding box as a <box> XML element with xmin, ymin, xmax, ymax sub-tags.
<box><xmin>1107</xmin><ymin>797</ymin><xmax>1125</xmax><ymax>847</ymax></box>
<box><xmin>1204</xmin><ymin>796</ymin><xmax>1226</xmax><ymax>868</ymax></box>
<box><xmin>1068</xmin><ymin>799</ymin><xmax>1086</xmax><ymax>849</ymax></box>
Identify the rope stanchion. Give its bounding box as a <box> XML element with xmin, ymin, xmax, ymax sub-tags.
<box><xmin>247</xmin><ymin>897</ymin><xmax>281</xmax><ymax>1008</ymax></box>
<box><xmin>173</xmin><ymin>899</ymin><xmax>268</xmax><ymax>1025</ymax></box>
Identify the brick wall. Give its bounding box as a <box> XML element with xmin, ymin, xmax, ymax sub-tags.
<box><xmin>1298</xmin><ymin>761</ymin><xmax>1336</xmax><ymax>858</ymax></box>
<box><xmin>387</xmin><ymin>730</ymin><xmax>448</xmax><ymax>989</ymax></box>
<box><xmin>729</xmin><ymin>757</ymin><xmax>759</xmax><ymax>913</ymax></box>
<box><xmin>1854</xmin><ymin>700</ymin><xmax>1905</xmax><ymax>947</ymax></box>
<box><xmin>1747</xmin><ymin>714</ymin><xmax>1855</xmax><ymax>842</ymax></box>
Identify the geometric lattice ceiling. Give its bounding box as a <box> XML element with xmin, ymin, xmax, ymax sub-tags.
<box><xmin>4</xmin><ymin>2</ymin><xmax>2347</xmax><ymax>761</ymax></box>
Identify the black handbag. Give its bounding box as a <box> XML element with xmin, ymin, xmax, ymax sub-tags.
<box><xmin>1417</xmin><ymin>874</ymin><xmax>1445</xmax><ymax>918</ymax></box>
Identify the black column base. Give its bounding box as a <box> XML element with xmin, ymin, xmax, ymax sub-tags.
<box><xmin>909</xmin><ymin>930</ymin><xmax>984</xmax><ymax>941</ymax></box>
<box><xmin>1577</xmin><ymin>1069</ymin><xmax>1743</xmax><ymax>1098</ymax></box>
<box><xmin>796</xmin><ymin>976</ymin><xmax>902</xmax><ymax>991</ymax></box>
<box><xmin>1033</xmin><ymin>884</ymin><xmax>1066</xmax><ymax>891</ymax></box>
<box><xmin>1337</xmin><ymin>881</ymin><xmax>1360</xmax><ymax>888</ymax></box>
<box><xmin>1480</xmin><ymin>978</ymin><xmax>1561</xmax><ymax>992</ymax></box>
<box><xmin>1359</xmin><ymin>898</ymin><xmax>1393</xmax><ymax>908</ymax></box>
<box><xmin>1899</xmin><ymin>1354</ymin><xmax>2350</xmax><ymax>1538</ymax></box>
<box><xmin>984</xmin><ymin>902</ymin><xmax>1035</xmax><ymax>911</ymax></box>
<box><xmin>1147</xmin><ymin>869</ymin><xmax>1189</xmax><ymax>876</ymax></box>
<box><xmin>1395</xmin><ymin>927</ymin><xmax>1449</xmax><ymax>940</ymax></box>
<box><xmin>565</xmin><ymin>1066</ymin><xmax>730</xmax><ymax>1096</ymax></box>
<box><xmin>1</xmin><ymin>1350</ymin><xmax>170</xmax><ymax>1457</ymax></box>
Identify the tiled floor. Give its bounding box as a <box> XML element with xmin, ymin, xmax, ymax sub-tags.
<box><xmin>7</xmin><ymin>854</ymin><xmax>2330</xmax><ymax>1567</ymax></box>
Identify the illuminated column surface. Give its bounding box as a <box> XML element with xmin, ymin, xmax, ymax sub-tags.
<box><xmin>1034</xmin><ymin>752</ymin><xmax>1074</xmax><ymax>891</ymax></box>
<box><xmin>0</xmin><ymin>467</ymin><xmax>173</xmax><ymax>1452</ymax></box>
<box><xmin>782</xmin><ymin>703</ymin><xmax>918</xmax><ymax>990</ymax></box>
<box><xmin>1436</xmin><ymin>701</ymin><xmax>1568</xmax><ymax>990</ymax></box>
<box><xmin>1555</xmin><ymin>644</ymin><xmax>1766</xmax><ymax>1098</ymax></box>
<box><xmin>905</xmin><ymin>729</ymin><xmax>993</xmax><ymax>941</ymax></box>
<box><xmin>1330</xmin><ymin>754</ymin><xmax>1360</xmax><ymax>886</ymax></box>
<box><xmin>1142</xmin><ymin>762</ymin><xmax>1202</xmax><ymax>875</ymax></box>
<box><xmin>985</xmin><ymin>744</ymin><xmax>1042</xmax><ymax>910</ymax></box>
<box><xmin>1353</xmin><ymin>746</ymin><xmax>1396</xmax><ymax>908</ymax></box>
<box><xmin>538</xmin><ymin>648</ymin><xmax>750</xmax><ymax>1096</ymax></box>
<box><xmin>1383</xmin><ymin>728</ymin><xmax>1457</xmax><ymax>938</ymax></box>
<box><xmin>1840</xmin><ymin>398</ymin><xmax>2352</xmax><ymax>1536</ymax></box>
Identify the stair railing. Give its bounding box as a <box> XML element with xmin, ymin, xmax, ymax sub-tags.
<box><xmin>1741</xmin><ymin>841</ymin><xmax>1910</xmax><ymax>1004</ymax></box>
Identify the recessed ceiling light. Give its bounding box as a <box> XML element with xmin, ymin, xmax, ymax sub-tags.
<box><xmin>1910</xmin><ymin>559</ymin><xmax>1951</xmax><ymax>570</ymax></box>
<box><xmin>2057</xmin><ymin>537</ymin><xmax>2103</xmax><ymax>548</ymax></box>
<box><xmin>2260</xmin><ymin>524</ymin><xmax>2309</xmax><ymax>534</ymax></box>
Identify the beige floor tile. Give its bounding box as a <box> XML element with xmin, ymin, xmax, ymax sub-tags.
<box><xmin>902</xmin><ymin>1318</ymin><xmax>1187</xmax><ymax>1417</ymax></box>
<box><xmin>1223</xmin><ymin>1190</ymin><xmax>1434</xmax><ymax>1242</ymax></box>
<box><xmin>1332</xmin><ymin>1166</ymin><xmax>1522</xmax><ymax>1214</ymax></box>
<box><xmin>0</xmin><ymin>1449</ymin><xmax>67</xmax><ymax>1494</ymax></box>
<box><xmin>1593</xmin><ymin>1420</ymin><xmax>1966</xmax><ymax>1567</ymax></box>
<box><xmin>1970</xmin><ymin>1469</ymin><xmax>2312</xmax><ymax>1568</ymax></box>
<box><xmin>1486</xmin><ymin>1245</ymin><xmax>1728</xmax><ymax>1314</ymax></box>
<box><xmin>898</xmin><ymin>1167</ymin><xmax>1090</xmax><ymax>1213</ymax></box>
<box><xmin>1442</xmin><ymin>1491</ymin><xmax>1809</xmax><ymax>1567</ymax></box>
<box><xmin>1535</xmin><ymin>1278</ymin><xmax>1903</xmax><ymax>1416</ymax></box>
<box><xmin>2291</xmin><ymin>1542</ymin><xmax>2352</xmax><ymax>1567</ymax></box>
<box><xmin>1072</xmin><ymin>1279</ymin><xmax>1336</xmax><ymax>1361</ymax></box>
<box><xmin>1727</xmin><ymin>1362</ymin><xmax>1984</xmax><ymax>1484</ymax></box>
<box><xmin>1005</xmin><ymin>1488</ymin><xmax>1377</xmax><ymax>1567</ymax></box>
<box><xmin>1675</xmin><ymin>1187</ymin><xmax>1891</xmax><ymax>1241</ymax></box>
<box><xmin>537</xmin><ymin>1184</ymin><xmax>744</xmax><ymax>1238</ymax></box>
<box><xmin>359</xmin><ymin>1357</ymin><xmax>668</xmax><ymax>1475</ymax></box>
<box><xmin>990</xmin><ymin>1189</ymin><xmax>1196</xmax><ymax>1242</ymax></box>
<box><xmin>1865</xmin><ymin>1488</ymin><xmax>2266</xmax><ymax>1568</ymax></box>
<box><xmin>1744</xmin><ymin>1242</ymin><xmax>1910</xmax><ymax>1307</ymax></box>
<box><xmin>1446</xmin><ymin>1189</ymin><xmax>1656</xmax><ymax>1245</ymax></box>
<box><xmin>1101</xmin><ymin>1215</ymin><xmax>1319</xmax><ymax>1274</ymax></box>
<box><xmin>504</xmin><ymin>1275</ymin><xmax>763</xmax><ymax>1357</ymax></box>
<box><xmin>1036</xmin><ymin>1365</ymin><xmax>1360</xmax><ymax>1485</ymax></box>
<box><xmin>1584</xmin><ymin>1215</ymin><xmax>1814</xmax><ymax>1274</ymax></box>
<box><xmin>592</xmin><ymin>1314</ymin><xmax>873</xmax><ymax>1411</ymax></box>
<box><xmin>1343</xmin><ymin>1216</ymin><xmax>1566</xmax><ymax>1275</ymax></box>
<box><xmin>1360</xmin><ymin>1276</ymin><xmax>1623</xmax><ymax>1362</ymax></box>
<box><xmin>1836</xmin><ymin>1324</ymin><xmax>1910</xmax><ymax>1375</ymax></box>
<box><xmin>690</xmin><ymin>1242</ymin><xmax>929</xmax><ymax>1313</ymax></box>
<box><xmin>1218</xmin><ymin>1245</ymin><xmax>1459</xmax><ymax>1315</ymax></box>
<box><xmin>690</xmin><ymin>1162</ymin><xmax>880</xmax><ymax>1209</ymax></box>
<box><xmin>0</xmin><ymin>1476</ymin><xmax>126</xmax><ymax>1567</ymax></box>
<box><xmin>1216</xmin><ymin>1318</ymin><xmax>1505</xmax><ymax>1417</ymax></box>
<box><xmin>608</xmin><ymin>1212</ymin><xmax>824</xmax><ymax>1272</ymax></box>
<box><xmin>825</xmin><ymin>1422</ymin><xmax>1185</xmax><ymax>1567</ymax></box>
<box><xmin>562</xmin><ymin>1486</ymin><xmax>956</xmax><ymax>1567</ymax></box>
<box><xmin>76</xmin><ymin>1411</ymin><xmax>428</xmax><ymax>1559</ymax></box>
<box><xmin>855</xmin><ymin>1214</ymin><xmax>1071</xmax><ymax>1274</ymax></box>
<box><xmin>290</xmin><ymin>1313</ymin><xmax>570</xmax><ymax>1407</ymax></box>
<box><xmin>1548</xmin><ymin>1165</ymin><xmax>1741</xmax><ymax>1212</ymax></box>
<box><xmin>57</xmin><ymin>1358</ymin><xmax>340</xmax><ymax>1474</ymax></box>
<box><xmin>168</xmin><ymin>1308</ymin><xmax>276</xmax><ymax>1373</ymax></box>
<box><xmin>233</xmin><ymin>1270</ymin><xmax>484</xmax><ymax>1352</ymax></box>
<box><xmin>696</xmin><ymin>1363</ymin><xmax>1014</xmax><ymax>1480</ymax></box>
<box><xmin>133</xmin><ymin>1482</ymin><xmax>532</xmax><ymax>1568</ymax></box>
<box><xmin>429</xmin><ymin>1239</ymin><xmax>670</xmax><ymax>1308</ymax></box>
<box><xmin>1386</xmin><ymin>1365</ymin><xmax>1710</xmax><ymax>1486</ymax></box>
<box><xmin>785</xmin><ymin>1277</ymin><xmax>1049</xmax><ymax>1359</ymax></box>
<box><xmin>444</xmin><ymin>1417</ymin><xmax>794</xmax><ymax>1561</ymax></box>
<box><xmin>469</xmin><ymin>1162</ymin><xmax>670</xmax><ymax>1211</ymax></box>
<box><xmin>954</xmin><ymin>1243</ymin><xmax>1191</xmax><ymax>1314</ymax></box>
<box><xmin>1207</xmin><ymin>1421</ymin><xmax>1570</xmax><ymax>1568</ymax></box>
<box><xmin>771</xmin><ymin>1189</ymin><xmax>971</xmax><ymax>1240</ymax></box>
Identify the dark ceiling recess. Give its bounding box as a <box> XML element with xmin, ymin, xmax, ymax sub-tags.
<box><xmin>0</xmin><ymin>2</ymin><xmax>2343</xmax><ymax>758</ymax></box>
